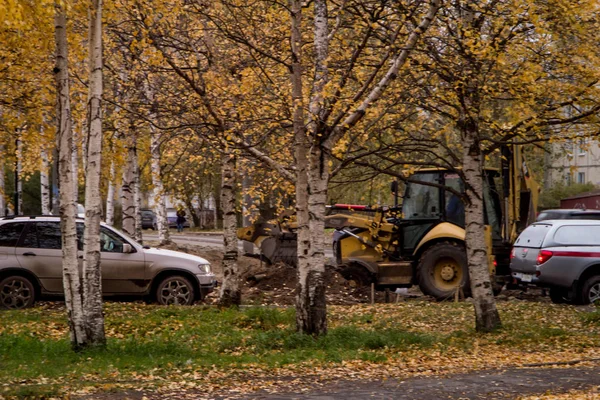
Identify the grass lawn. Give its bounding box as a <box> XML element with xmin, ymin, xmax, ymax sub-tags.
<box><xmin>1</xmin><ymin>301</ymin><xmax>600</xmax><ymax>398</ymax></box>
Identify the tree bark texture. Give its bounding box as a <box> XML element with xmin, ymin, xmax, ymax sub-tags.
<box><xmin>121</xmin><ymin>139</ymin><xmax>137</xmax><ymax>237</ymax></box>
<box><xmin>463</xmin><ymin>129</ymin><xmax>502</xmax><ymax>332</ymax></box>
<box><xmin>16</xmin><ymin>136</ymin><xmax>23</xmax><ymax>215</ymax></box>
<box><xmin>218</xmin><ymin>153</ymin><xmax>240</xmax><ymax>306</ymax></box>
<box><xmin>0</xmin><ymin>144</ymin><xmax>5</xmax><ymax>216</ymax></box>
<box><xmin>0</xmin><ymin>144</ymin><xmax>6</xmax><ymax>216</ymax></box>
<box><xmin>72</xmin><ymin>126</ymin><xmax>79</xmax><ymax>204</ymax></box>
<box><xmin>41</xmin><ymin>146</ymin><xmax>51</xmax><ymax>215</ymax></box>
<box><xmin>295</xmin><ymin>0</ymin><xmax>330</xmax><ymax>336</ymax></box>
<box><xmin>150</xmin><ymin>125</ymin><xmax>170</xmax><ymax>244</ymax></box>
<box><xmin>105</xmin><ymin>160</ymin><xmax>115</xmax><ymax>226</ymax></box>
<box><xmin>289</xmin><ymin>0</ymin><xmax>327</xmax><ymax>335</ymax></box>
<box><xmin>55</xmin><ymin>4</ymin><xmax>88</xmax><ymax>349</ymax></box>
<box><xmin>82</xmin><ymin>0</ymin><xmax>106</xmax><ymax>347</ymax></box>
<box><xmin>133</xmin><ymin>160</ymin><xmax>142</xmax><ymax>242</ymax></box>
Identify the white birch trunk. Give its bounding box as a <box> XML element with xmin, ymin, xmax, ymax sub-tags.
<box><xmin>133</xmin><ymin>158</ymin><xmax>142</xmax><ymax>242</ymax></box>
<box><xmin>82</xmin><ymin>0</ymin><xmax>106</xmax><ymax>346</ymax></box>
<box><xmin>16</xmin><ymin>136</ymin><xmax>22</xmax><ymax>215</ymax></box>
<box><xmin>218</xmin><ymin>153</ymin><xmax>240</xmax><ymax>306</ymax></box>
<box><xmin>54</xmin><ymin>4</ymin><xmax>88</xmax><ymax>349</ymax></box>
<box><xmin>150</xmin><ymin>125</ymin><xmax>170</xmax><ymax>244</ymax></box>
<box><xmin>292</xmin><ymin>0</ymin><xmax>329</xmax><ymax>335</ymax></box>
<box><xmin>212</xmin><ymin>193</ymin><xmax>218</xmax><ymax>229</ymax></box>
<box><xmin>72</xmin><ymin>125</ymin><xmax>79</xmax><ymax>204</ymax></box>
<box><xmin>41</xmin><ymin>146</ymin><xmax>51</xmax><ymax>215</ymax></box>
<box><xmin>0</xmin><ymin>144</ymin><xmax>5</xmax><ymax>216</ymax></box>
<box><xmin>105</xmin><ymin>161</ymin><xmax>115</xmax><ymax>226</ymax></box>
<box><xmin>121</xmin><ymin>141</ymin><xmax>136</xmax><ymax>237</ymax></box>
<box><xmin>289</xmin><ymin>0</ymin><xmax>327</xmax><ymax>334</ymax></box>
<box><xmin>463</xmin><ymin>126</ymin><xmax>502</xmax><ymax>332</ymax></box>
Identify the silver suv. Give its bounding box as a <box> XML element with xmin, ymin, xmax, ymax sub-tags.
<box><xmin>510</xmin><ymin>220</ymin><xmax>600</xmax><ymax>304</ymax></box>
<box><xmin>0</xmin><ymin>216</ymin><xmax>216</xmax><ymax>309</ymax></box>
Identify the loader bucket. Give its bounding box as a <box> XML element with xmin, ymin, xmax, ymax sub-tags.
<box><xmin>260</xmin><ymin>233</ymin><xmax>298</xmax><ymax>266</ymax></box>
<box><xmin>237</xmin><ymin>223</ymin><xmax>298</xmax><ymax>267</ymax></box>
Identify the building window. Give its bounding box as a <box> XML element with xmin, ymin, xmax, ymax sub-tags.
<box><xmin>565</xmin><ymin>173</ymin><xmax>572</xmax><ymax>186</ymax></box>
<box><xmin>577</xmin><ymin>172</ymin><xmax>586</xmax><ymax>184</ymax></box>
<box><xmin>578</xmin><ymin>138</ymin><xmax>587</xmax><ymax>156</ymax></box>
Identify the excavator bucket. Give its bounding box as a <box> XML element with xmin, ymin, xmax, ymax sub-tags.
<box><xmin>236</xmin><ymin>223</ymin><xmax>298</xmax><ymax>266</ymax></box>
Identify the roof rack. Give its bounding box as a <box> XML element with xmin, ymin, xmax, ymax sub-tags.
<box><xmin>1</xmin><ymin>215</ymin><xmax>40</xmax><ymax>220</ymax></box>
<box><xmin>0</xmin><ymin>215</ymin><xmax>85</xmax><ymax>221</ymax></box>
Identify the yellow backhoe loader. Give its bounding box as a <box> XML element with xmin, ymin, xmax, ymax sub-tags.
<box><xmin>237</xmin><ymin>145</ymin><xmax>539</xmax><ymax>300</ymax></box>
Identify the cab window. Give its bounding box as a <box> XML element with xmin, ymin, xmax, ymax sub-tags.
<box><xmin>403</xmin><ymin>173</ymin><xmax>441</xmax><ymax>219</ymax></box>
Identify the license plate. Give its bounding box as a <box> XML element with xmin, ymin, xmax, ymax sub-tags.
<box><xmin>521</xmin><ymin>274</ymin><xmax>534</xmax><ymax>283</ymax></box>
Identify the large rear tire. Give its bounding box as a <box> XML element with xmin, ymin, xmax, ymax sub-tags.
<box><xmin>417</xmin><ymin>242</ymin><xmax>470</xmax><ymax>301</ymax></box>
<box><xmin>339</xmin><ymin>263</ymin><xmax>373</xmax><ymax>287</ymax></box>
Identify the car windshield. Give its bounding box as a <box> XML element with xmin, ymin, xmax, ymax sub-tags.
<box><xmin>103</xmin><ymin>225</ymin><xmax>142</xmax><ymax>247</ymax></box>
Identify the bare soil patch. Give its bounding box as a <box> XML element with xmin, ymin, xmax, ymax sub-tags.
<box><xmin>158</xmin><ymin>242</ymin><xmax>549</xmax><ymax>305</ymax></box>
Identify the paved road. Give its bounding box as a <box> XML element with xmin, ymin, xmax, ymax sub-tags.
<box><xmin>222</xmin><ymin>364</ymin><xmax>600</xmax><ymax>399</ymax></box>
<box><xmin>75</xmin><ymin>364</ymin><xmax>600</xmax><ymax>399</ymax></box>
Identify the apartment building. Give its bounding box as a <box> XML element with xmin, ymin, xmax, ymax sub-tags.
<box><xmin>547</xmin><ymin>138</ymin><xmax>600</xmax><ymax>186</ymax></box>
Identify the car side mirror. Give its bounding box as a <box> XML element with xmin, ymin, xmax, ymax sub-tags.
<box><xmin>123</xmin><ymin>244</ymin><xmax>133</xmax><ymax>254</ymax></box>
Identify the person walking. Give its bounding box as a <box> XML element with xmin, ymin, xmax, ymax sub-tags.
<box><xmin>176</xmin><ymin>207</ymin><xmax>187</xmax><ymax>232</ymax></box>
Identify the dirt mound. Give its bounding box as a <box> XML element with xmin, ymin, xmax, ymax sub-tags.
<box><xmin>152</xmin><ymin>241</ymin><xmax>546</xmax><ymax>305</ymax></box>
<box><xmin>152</xmin><ymin>242</ymin><xmax>388</xmax><ymax>305</ymax></box>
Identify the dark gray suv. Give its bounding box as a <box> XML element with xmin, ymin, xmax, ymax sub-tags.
<box><xmin>510</xmin><ymin>220</ymin><xmax>600</xmax><ymax>304</ymax></box>
<box><xmin>0</xmin><ymin>216</ymin><xmax>216</xmax><ymax>309</ymax></box>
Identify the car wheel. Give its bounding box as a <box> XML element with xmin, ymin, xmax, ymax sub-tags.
<box><xmin>581</xmin><ymin>275</ymin><xmax>600</xmax><ymax>305</ymax></box>
<box><xmin>156</xmin><ymin>275</ymin><xmax>195</xmax><ymax>306</ymax></box>
<box><xmin>549</xmin><ymin>287</ymin><xmax>573</xmax><ymax>304</ymax></box>
<box><xmin>0</xmin><ymin>276</ymin><xmax>36</xmax><ymax>309</ymax></box>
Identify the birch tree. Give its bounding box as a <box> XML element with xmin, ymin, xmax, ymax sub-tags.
<box><xmin>350</xmin><ymin>0</ymin><xmax>600</xmax><ymax>331</ymax></box>
<box><xmin>40</xmin><ymin>149</ymin><xmax>51</xmax><ymax>215</ymax></box>
<box><xmin>81</xmin><ymin>0</ymin><xmax>106</xmax><ymax>346</ymax></box>
<box><xmin>148</xmin><ymin>116</ymin><xmax>170</xmax><ymax>244</ymax></box>
<box><xmin>291</xmin><ymin>0</ymin><xmax>441</xmax><ymax>335</ymax></box>
<box><xmin>121</xmin><ymin>138</ymin><xmax>137</xmax><ymax>237</ymax></box>
<box><xmin>0</xmin><ymin>143</ymin><xmax>5</xmax><ymax>216</ymax></box>
<box><xmin>15</xmin><ymin>134</ymin><xmax>22</xmax><ymax>215</ymax></box>
<box><xmin>105</xmin><ymin>160</ymin><xmax>115</xmax><ymax>225</ymax></box>
<box><xmin>55</xmin><ymin>3</ymin><xmax>87</xmax><ymax>349</ymax></box>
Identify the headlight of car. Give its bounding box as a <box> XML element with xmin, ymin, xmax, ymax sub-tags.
<box><xmin>198</xmin><ymin>264</ymin><xmax>211</xmax><ymax>274</ymax></box>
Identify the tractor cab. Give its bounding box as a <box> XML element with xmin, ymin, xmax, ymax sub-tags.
<box><xmin>397</xmin><ymin>169</ymin><xmax>503</xmax><ymax>256</ymax></box>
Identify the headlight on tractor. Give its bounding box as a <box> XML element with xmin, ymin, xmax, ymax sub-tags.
<box><xmin>198</xmin><ymin>264</ymin><xmax>211</xmax><ymax>274</ymax></box>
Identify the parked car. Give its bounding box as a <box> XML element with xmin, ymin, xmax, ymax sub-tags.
<box><xmin>536</xmin><ymin>209</ymin><xmax>600</xmax><ymax>222</ymax></box>
<box><xmin>0</xmin><ymin>216</ymin><xmax>216</xmax><ymax>309</ymax></box>
<box><xmin>167</xmin><ymin>209</ymin><xmax>191</xmax><ymax>229</ymax></box>
<box><xmin>141</xmin><ymin>209</ymin><xmax>158</xmax><ymax>230</ymax></box>
<box><xmin>76</xmin><ymin>203</ymin><xmax>85</xmax><ymax>219</ymax></box>
<box><xmin>510</xmin><ymin>220</ymin><xmax>600</xmax><ymax>304</ymax></box>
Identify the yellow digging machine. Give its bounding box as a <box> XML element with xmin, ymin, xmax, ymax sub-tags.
<box><xmin>237</xmin><ymin>145</ymin><xmax>539</xmax><ymax>300</ymax></box>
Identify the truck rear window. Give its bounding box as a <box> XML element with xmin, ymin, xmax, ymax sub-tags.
<box><xmin>514</xmin><ymin>224</ymin><xmax>552</xmax><ymax>248</ymax></box>
<box><xmin>554</xmin><ymin>225</ymin><xmax>600</xmax><ymax>246</ymax></box>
